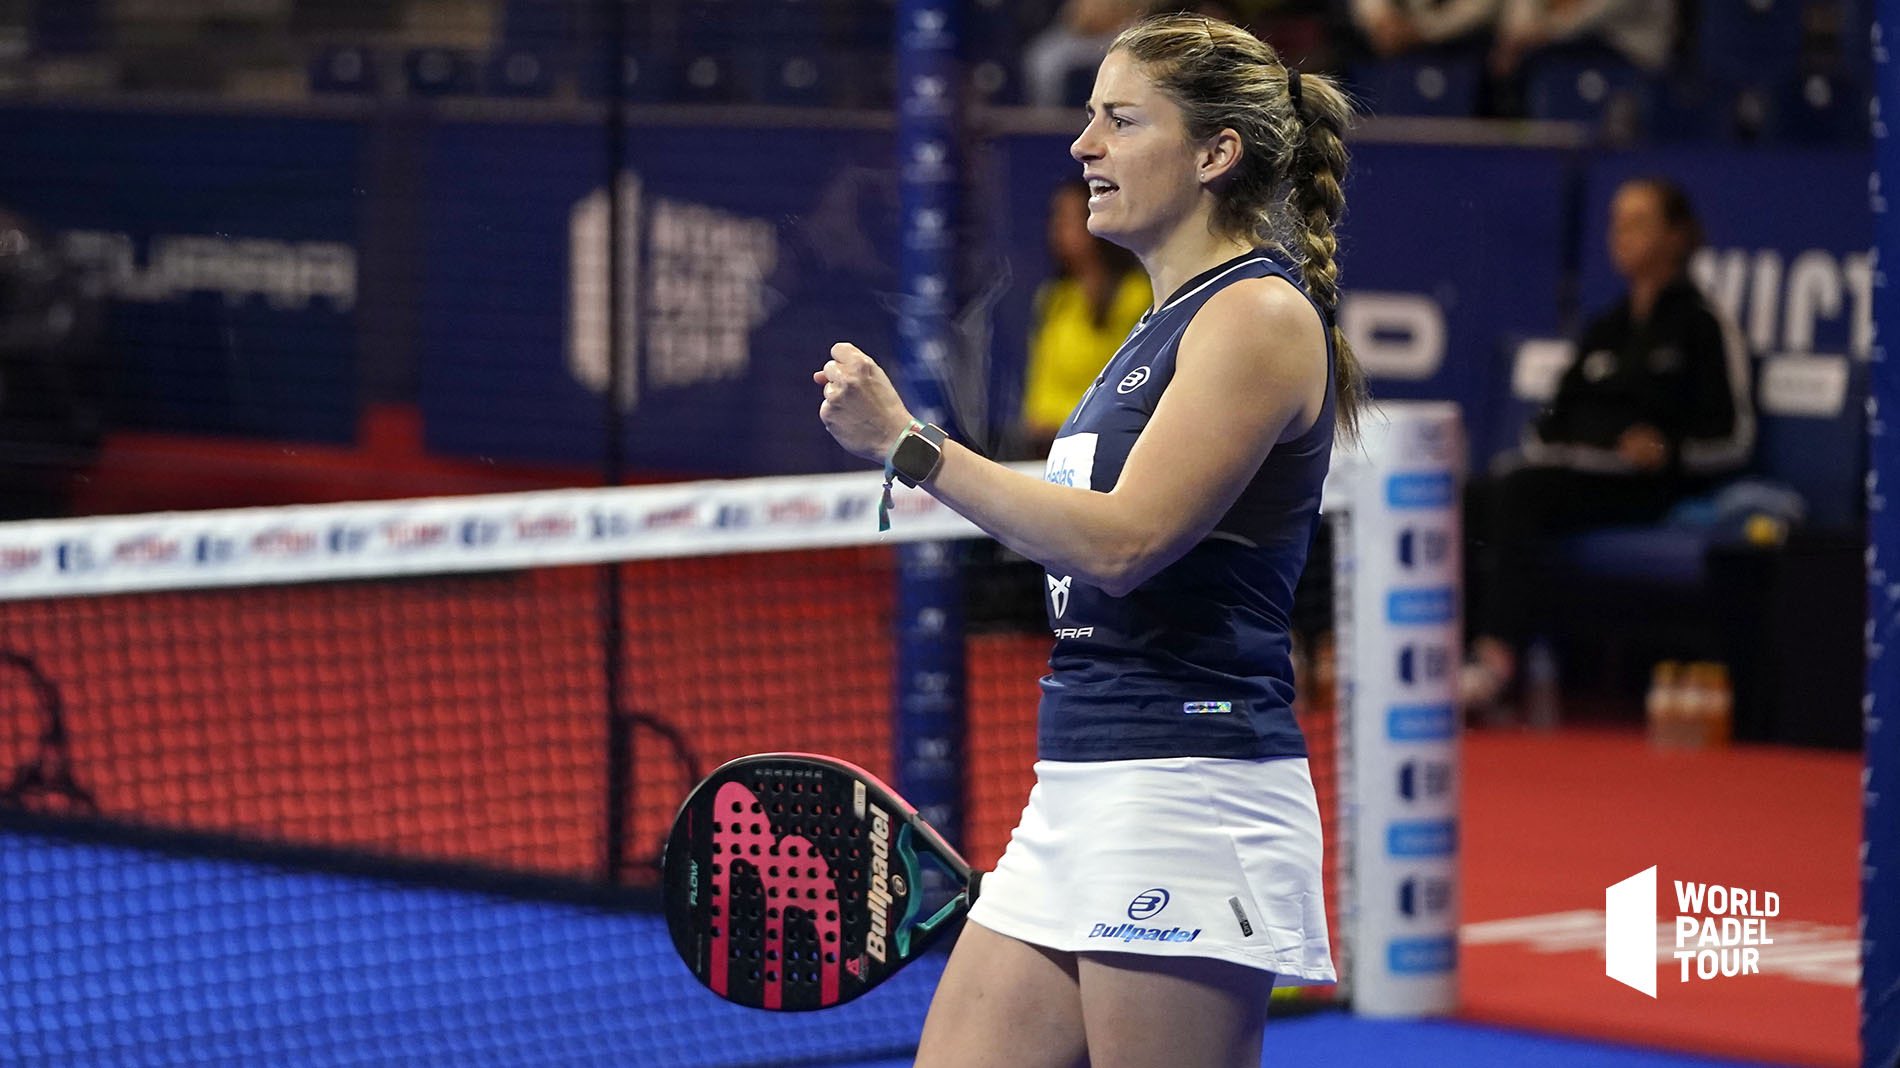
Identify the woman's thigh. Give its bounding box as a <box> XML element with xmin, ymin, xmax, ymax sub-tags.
<box><xmin>913</xmin><ymin>920</ymin><xmax>1089</xmax><ymax>1068</ymax></box>
<box><xmin>1077</xmin><ymin>951</ymin><xmax>1275</xmax><ymax>1068</ymax></box>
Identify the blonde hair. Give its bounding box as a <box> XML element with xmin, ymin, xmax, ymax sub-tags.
<box><xmin>1111</xmin><ymin>14</ymin><xmax>1365</xmax><ymax>440</ymax></box>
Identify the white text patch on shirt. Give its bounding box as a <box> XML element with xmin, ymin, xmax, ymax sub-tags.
<box><xmin>1044</xmin><ymin>433</ymin><xmax>1098</xmax><ymax>490</ymax></box>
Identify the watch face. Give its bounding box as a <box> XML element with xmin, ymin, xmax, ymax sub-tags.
<box><xmin>893</xmin><ymin>434</ymin><xmax>941</xmax><ymax>484</ymax></box>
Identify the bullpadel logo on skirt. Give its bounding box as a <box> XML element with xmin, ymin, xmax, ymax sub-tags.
<box><xmin>1605</xmin><ymin>866</ymin><xmax>1780</xmax><ymax>997</ymax></box>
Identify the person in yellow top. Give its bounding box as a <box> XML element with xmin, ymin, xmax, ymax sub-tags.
<box><xmin>1020</xmin><ymin>179</ymin><xmax>1152</xmax><ymax>458</ymax></box>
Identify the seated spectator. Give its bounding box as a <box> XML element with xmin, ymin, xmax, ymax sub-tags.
<box><xmin>1022</xmin><ymin>0</ymin><xmax>1153</xmax><ymax>107</ymax></box>
<box><xmin>1463</xmin><ymin>177</ymin><xmax>1753</xmax><ymax>711</ymax></box>
<box><xmin>1018</xmin><ymin>179</ymin><xmax>1151</xmax><ymax>458</ymax></box>
<box><xmin>1348</xmin><ymin>0</ymin><xmax>1504</xmax><ymax>57</ymax></box>
<box><xmin>1490</xmin><ymin>0</ymin><xmax>1676</xmax><ymax>78</ymax></box>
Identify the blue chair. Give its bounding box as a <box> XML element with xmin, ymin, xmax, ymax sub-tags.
<box><xmin>1754</xmin><ymin>354</ymin><xmax>1866</xmax><ymax>529</ymax></box>
<box><xmin>623</xmin><ymin>50</ymin><xmax>676</xmax><ymax>103</ymax></box>
<box><xmin>405</xmin><ymin>48</ymin><xmax>478</xmax><ymax>96</ymax></box>
<box><xmin>966</xmin><ymin>0</ymin><xmax>1026</xmax><ymax>105</ymax></box>
<box><xmin>501</xmin><ymin>0</ymin><xmax>575</xmax><ymax>51</ymax></box>
<box><xmin>760</xmin><ymin>0</ymin><xmax>826</xmax><ymax>51</ymax></box>
<box><xmin>836</xmin><ymin>0</ymin><xmax>895</xmax><ymax>51</ymax></box>
<box><xmin>968</xmin><ymin>56</ymin><xmax>1023</xmax><ymax>106</ymax></box>
<box><xmin>485</xmin><ymin>49</ymin><xmax>556</xmax><ymax>98</ymax></box>
<box><xmin>1836</xmin><ymin>0</ymin><xmax>1873</xmax><ymax>81</ymax></box>
<box><xmin>1765</xmin><ymin>72</ymin><xmax>1871</xmax><ymax>145</ymax></box>
<box><xmin>1695</xmin><ymin>0</ymin><xmax>1803</xmax><ymax>88</ymax></box>
<box><xmin>576</xmin><ymin>47</ymin><xmax>665</xmax><ymax>102</ymax></box>
<box><xmin>675</xmin><ymin>49</ymin><xmax>740</xmax><ymax>104</ymax></box>
<box><xmin>1523</xmin><ymin>54</ymin><xmax>1642</xmax><ymax>125</ymax></box>
<box><xmin>1349</xmin><ymin>54</ymin><xmax>1482</xmax><ymax>118</ymax></box>
<box><xmin>837</xmin><ymin>49</ymin><xmax>895</xmax><ymax>109</ymax></box>
<box><xmin>681</xmin><ymin>0</ymin><xmax>760</xmax><ymax>52</ymax></box>
<box><xmin>1640</xmin><ymin>75</ymin><xmax>1737</xmax><ymax>142</ymax></box>
<box><xmin>309</xmin><ymin>46</ymin><xmax>379</xmax><ymax>95</ymax></box>
<box><xmin>745</xmin><ymin>46</ymin><xmax>834</xmax><ymax>107</ymax></box>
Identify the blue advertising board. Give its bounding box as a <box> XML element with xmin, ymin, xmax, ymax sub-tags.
<box><xmin>415</xmin><ymin>118</ymin><xmax>900</xmax><ymax>476</ymax></box>
<box><xmin>0</xmin><ymin>106</ymin><xmax>363</xmax><ymax>444</ymax></box>
<box><xmin>1339</xmin><ymin>142</ymin><xmax>1573</xmax><ymax>457</ymax></box>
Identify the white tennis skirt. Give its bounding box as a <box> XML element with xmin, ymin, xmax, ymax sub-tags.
<box><xmin>967</xmin><ymin>755</ymin><xmax>1336</xmax><ymax>987</ymax></box>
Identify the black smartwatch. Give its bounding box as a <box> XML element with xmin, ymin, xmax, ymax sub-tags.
<box><xmin>886</xmin><ymin>420</ymin><xmax>948</xmax><ymax>487</ymax></box>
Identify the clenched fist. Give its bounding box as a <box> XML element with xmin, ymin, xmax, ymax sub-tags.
<box><xmin>814</xmin><ymin>342</ymin><xmax>915</xmax><ymax>463</ymax></box>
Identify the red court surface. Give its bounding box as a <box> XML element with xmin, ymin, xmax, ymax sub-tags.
<box><xmin>1458</xmin><ymin>726</ymin><xmax>1860</xmax><ymax>1066</ymax></box>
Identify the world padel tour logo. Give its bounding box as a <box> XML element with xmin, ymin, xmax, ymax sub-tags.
<box><xmin>568</xmin><ymin>172</ymin><xmax>779</xmax><ymax>409</ymax></box>
<box><xmin>1605</xmin><ymin>866</ymin><xmax>1780</xmax><ymax>997</ymax></box>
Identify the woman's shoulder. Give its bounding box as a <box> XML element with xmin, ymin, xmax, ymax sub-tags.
<box><xmin>1197</xmin><ymin>269</ymin><xmax>1322</xmax><ymax>331</ymax></box>
<box><xmin>1179</xmin><ymin>274</ymin><xmax>1328</xmax><ymax>386</ymax></box>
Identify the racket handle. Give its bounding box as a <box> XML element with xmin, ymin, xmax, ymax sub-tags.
<box><xmin>967</xmin><ymin>869</ymin><xmax>984</xmax><ymax>905</ymax></box>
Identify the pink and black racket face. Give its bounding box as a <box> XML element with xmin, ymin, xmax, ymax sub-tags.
<box><xmin>662</xmin><ymin>753</ymin><xmax>967</xmax><ymax>1011</ymax></box>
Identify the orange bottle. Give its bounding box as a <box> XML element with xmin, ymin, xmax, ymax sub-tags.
<box><xmin>1647</xmin><ymin>660</ymin><xmax>1683</xmax><ymax>748</ymax></box>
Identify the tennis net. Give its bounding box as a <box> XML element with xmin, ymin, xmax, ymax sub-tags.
<box><xmin>0</xmin><ymin>470</ymin><xmax>1345</xmax><ymax>1065</ymax></box>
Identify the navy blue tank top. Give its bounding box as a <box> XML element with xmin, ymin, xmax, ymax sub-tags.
<box><xmin>1037</xmin><ymin>250</ymin><xmax>1335</xmax><ymax>762</ymax></box>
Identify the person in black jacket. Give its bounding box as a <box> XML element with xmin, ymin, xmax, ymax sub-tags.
<box><xmin>1463</xmin><ymin>177</ymin><xmax>1752</xmax><ymax>711</ymax></box>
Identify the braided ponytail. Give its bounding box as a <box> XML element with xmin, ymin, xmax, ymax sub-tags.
<box><xmin>1283</xmin><ymin>71</ymin><xmax>1365</xmax><ymax>440</ymax></box>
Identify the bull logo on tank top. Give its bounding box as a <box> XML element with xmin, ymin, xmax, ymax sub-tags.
<box><xmin>1047</xmin><ymin>574</ymin><xmax>1072</xmax><ymax>618</ymax></box>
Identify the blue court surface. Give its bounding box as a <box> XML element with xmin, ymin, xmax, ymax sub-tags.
<box><xmin>838</xmin><ymin>1017</ymin><xmax>1784</xmax><ymax>1068</ymax></box>
<box><xmin>0</xmin><ymin>831</ymin><xmax>1789</xmax><ymax>1067</ymax></box>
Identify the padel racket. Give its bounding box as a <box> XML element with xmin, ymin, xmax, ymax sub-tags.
<box><xmin>662</xmin><ymin>752</ymin><xmax>981</xmax><ymax>1011</ymax></box>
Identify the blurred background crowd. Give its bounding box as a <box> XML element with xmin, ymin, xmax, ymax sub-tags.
<box><xmin>0</xmin><ymin>0</ymin><xmax>1871</xmax><ymax>138</ymax></box>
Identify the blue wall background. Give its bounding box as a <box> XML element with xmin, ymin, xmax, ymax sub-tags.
<box><xmin>0</xmin><ymin>103</ymin><xmax>1871</xmax><ymax>478</ymax></box>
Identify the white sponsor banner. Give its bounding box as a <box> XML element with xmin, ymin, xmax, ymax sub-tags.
<box><xmin>1329</xmin><ymin>401</ymin><xmax>1464</xmax><ymax>1018</ymax></box>
<box><xmin>1338</xmin><ymin>292</ymin><xmax>1447</xmax><ymax>381</ymax></box>
<box><xmin>0</xmin><ymin>466</ymin><xmax>1041</xmax><ymax>603</ymax></box>
<box><xmin>1759</xmin><ymin>353</ymin><xmax>1851</xmax><ymax>417</ymax></box>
